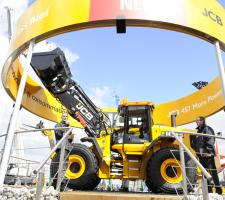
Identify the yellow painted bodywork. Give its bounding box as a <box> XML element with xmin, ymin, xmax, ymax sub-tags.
<box><xmin>96</xmin><ymin>134</ymin><xmax>111</xmax><ymax>178</ymax></box>
<box><xmin>96</xmin><ymin>124</ymin><xmax>195</xmax><ymax>181</ymax></box>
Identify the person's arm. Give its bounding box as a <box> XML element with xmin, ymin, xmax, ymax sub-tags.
<box><xmin>204</xmin><ymin>126</ymin><xmax>215</xmax><ymax>155</ymax></box>
<box><xmin>190</xmin><ymin>135</ymin><xmax>196</xmax><ymax>150</ymax></box>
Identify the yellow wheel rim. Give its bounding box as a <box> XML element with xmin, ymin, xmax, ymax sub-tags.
<box><xmin>160</xmin><ymin>158</ymin><xmax>182</xmax><ymax>184</ymax></box>
<box><xmin>65</xmin><ymin>155</ymin><xmax>86</xmax><ymax>179</ymax></box>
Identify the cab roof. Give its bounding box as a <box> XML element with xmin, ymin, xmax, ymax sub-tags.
<box><xmin>120</xmin><ymin>97</ymin><xmax>154</xmax><ymax>107</ymax></box>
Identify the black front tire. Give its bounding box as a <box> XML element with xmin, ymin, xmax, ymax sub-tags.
<box><xmin>50</xmin><ymin>144</ymin><xmax>100</xmax><ymax>191</ymax></box>
<box><xmin>66</xmin><ymin>144</ymin><xmax>100</xmax><ymax>190</ymax></box>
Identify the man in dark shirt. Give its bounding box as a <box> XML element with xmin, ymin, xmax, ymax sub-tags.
<box><xmin>191</xmin><ymin>116</ymin><xmax>222</xmax><ymax>194</ymax></box>
<box><xmin>55</xmin><ymin>112</ymin><xmax>74</xmax><ymax>146</ymax></box>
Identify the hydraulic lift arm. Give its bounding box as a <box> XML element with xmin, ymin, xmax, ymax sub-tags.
<box><xmin>30</xmin><ymin>48</ymin><xmax>110</xmax><ymax>137</ymax></box>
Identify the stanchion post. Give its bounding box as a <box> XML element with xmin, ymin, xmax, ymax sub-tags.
<box><xmin>201</xmin><ymin>176</ymin><xmax>209</xmax><ymax>200</ymax></box>
<box><xmin>0</xmin><ymin>39</ymin><xmax>35</xmax><ymax>187</ymax></box>
<box><xmin>56</xmin><ymin>136</ymin><xmax>67</xmax><ymax>192</ymax></box>
<box><xmin>177</xmin><ymin>133</ymin><xmax>188</xmax><ymax>198</ymax></box>
<box><xmin>35</xmin><ymin>169</ymin><xmax>45</xmax><ymax>200</ymax></box>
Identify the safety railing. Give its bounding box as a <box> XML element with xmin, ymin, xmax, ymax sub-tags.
<box><xmin>168</xmin><ymin>130</ymin><xmax>225</xmax><ymax>200</ymax></box>
<box><xmin>0</xmin><ymin>153</ymin><xmax>40</xmax><ymax>186</ymax></box>
<box><xmin>0</xmin><ymin>126</ymin><xmax>73</xmax><ymax>200</ymax></box>
<box><xmin>33</xmin><ymin>127</ymin><xmax>73</xmax><ymax>199</ymax></box>
<box><xmin>1</xmin><ymin>126</ymin><xmax>225</xmax><ymax>200</ymax></box>
<box><xmin>0</xmin><ymin>127</ymin><xmax>73</xmax><ymax>138</ymax></box>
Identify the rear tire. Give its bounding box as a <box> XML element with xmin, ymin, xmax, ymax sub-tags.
<box><xmin>146</xmin><ymin>147</ymin><xmax>196</xmax><ymax>194</ymax></box>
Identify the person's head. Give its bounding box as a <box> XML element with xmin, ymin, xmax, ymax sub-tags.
<box><xmin>61</xmin><ymin>112</ymin><xmax>68</xmax><ymax>123</ymax></box>
<box><xmin>196</xmin><ymin>116</ymin><xmax>206</xmax><ymax>127</ymax></box>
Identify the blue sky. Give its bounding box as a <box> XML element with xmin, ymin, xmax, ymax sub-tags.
<box><xmin>27</xmin><ymin>0</ymin><xmax>225</xmax><ymax>107</ymax></box>
<box><xmin>49</xmin><ymin>27</ymin><xmax>224</xmax><ymax>104</ymax></box>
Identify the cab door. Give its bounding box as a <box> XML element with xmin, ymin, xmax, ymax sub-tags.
<box><xmin>123</xmin><ymin>105</ymin><xmax>152</xmax><ymax>155</ymax></box>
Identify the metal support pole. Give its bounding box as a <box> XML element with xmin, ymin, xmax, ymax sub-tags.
<box><xmin>13</xmin><ymin>108</ymin><xmax>24</xmax><ymax>165</ymax></box>
<box><xmin>215</xmin><ymin>41</ymin><xmax>225</xmax><ymax>102</ymax></box>
<box><xmin>5</xmin><ymin>7</ymin><xmax>13</xmax><ymax>42</ymax></box>
<box><xmin>172</xmin><ymin>132</ymin><xmax>212</xmax><ymax>180</ymax></box>
<box><xmin>202</xmin><ymin>176</ymin><xmax>209</xmax><ymax>200</ymax></box>
<box><xmin>56</xmin><ymin>137</ymin><xmax>67</xmax><ymax>192</ymax></box>
<box><xmin>178</xmin><ymin>133</ymin><xmax>188</xmax><ymax>198</ymax></box>
<box><xmin>25</xmin><ymin>163</ymin><xmax>30</xmax><ymax>186</ymax></box>
<box><xmin>34</xmin><ymin>128</ymin><xmax>73</xmax><ymax>174</ymax></box>
<box><xmin>0</xmin><ymin>39</ymin><xmax>35</xmax><ymax>187</ymax></box>
<box><xmin>35</xmin><ymin>169</ymin><xmax>45</xmax><ymax>200</ymax></box>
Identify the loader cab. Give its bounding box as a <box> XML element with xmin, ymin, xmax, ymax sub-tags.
<box><xmin>112</xmin><ymin>98</ymin><xmax>154</xmax><ymax>145</ymax></box>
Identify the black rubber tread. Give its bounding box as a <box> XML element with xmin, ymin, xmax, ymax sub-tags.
<box><xmin>185</xmin><ymin>158</ymin><xmax>197</xmax><ymax>192</ymax></box>
<box><xmin>66</xmin><ymin>144</ymin><xmax>101</xmax><ymax>190</ymax></box>
<box><xmin>146</xmin><ymin>147</ymin><xmax>197</xmax><ymax>194</ymax></box>
<box><xmin>145</xmin><ymin>179</ymin><xmax>160</xmax><ymax>193</ymax></box>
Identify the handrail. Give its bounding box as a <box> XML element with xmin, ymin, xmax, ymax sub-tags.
<box><xmin>0</xmin><ymin>127</ymin><xmax>71</xmax><ymax>138</ymax></box>
<box><xmin>33</xmin><ymin>127</ymin><xmax>73</xmax><ymax>174</ymax></box>
<box><xmin>171</xmin><ymin>132</ymin><xmax>212</xmax><ymax>180</ymax></box>
<box><xmin>172</xmin><ymin>130</ymin><xmax>225</xmax><ymax>140</ymax></box>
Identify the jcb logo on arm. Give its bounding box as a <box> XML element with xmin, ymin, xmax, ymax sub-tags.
<box><xmin>76</xmin><ymin>104</ymin><xmax>94</xmax><ymax>121</ymax></box>
<box><xmin>202</xmin><ymin>8</ymin><xmax>223</xmax><ymax>26</ymax></box>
